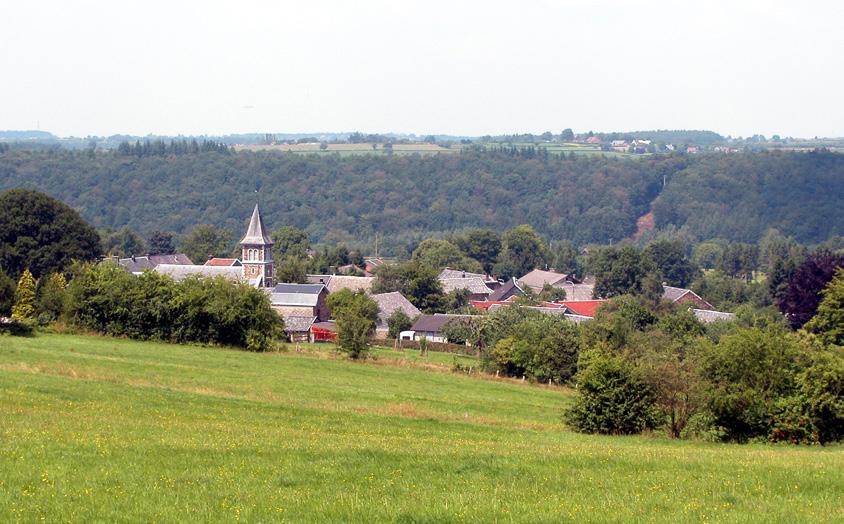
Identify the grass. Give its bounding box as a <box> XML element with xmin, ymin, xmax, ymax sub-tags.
<box><xmin>1</xmin><ymin>334</ymin><xmax>842</xmax><ymax>522</ymax></box>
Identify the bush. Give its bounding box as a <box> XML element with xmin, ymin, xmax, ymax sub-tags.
<box><xmin>0</xmin><ymin>318</ymin><xmax>35</xmax><ymax>337</ymax></box>
<box><xmin>565</xmin><ymin>351</ymin><xmax>659</xmax><ymax>435</ymax></box>
<box><xmin>488</xmin><ymin>316</ymin><xmax>580</xmax><ymax>383</ymax></box>
<box><xmin>328</xmin><ymin>289</ymin><xmax>378</xmax><ymax>359</ymax></box>
<box><xmin>386</xmin><ymin>309</ymin><xmax>412</xmax><ymax>339</ymax></box>
<box><xmin>66</xmin><ymin>262</ymin><xmax>283</xmax><ymax>351</ymax></box>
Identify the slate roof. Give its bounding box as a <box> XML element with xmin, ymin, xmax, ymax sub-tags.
<box><xmin>692</xmin><ymin>309</ymin><xmax>736</xmax><ymax>323</ymax></box>
<box><xmin>273</xmin><ymin>283</ymin><xmax>325</xmax><ymax>294</ymax></box>
<box><xmin>556</xmin><ymin>281</ymin><xmax>596</xmax><ymax>301</ymax></box>
<box><xmin>240</xmin><ymin>204</ymin><xmax>273</xmax><ymax>245</ymax></box>
<box><xmin>306</xmin><ymin>275</ymin><xmax>374</xmax><ymax>293</ymax></box>
<box><xmin>517</xmin><ymin>269</ymin><xmax>570</xmax><ymax>290</ymax></box>
<box><xmin>487</xmin><ymin>278</ymin><xmax>524</xmax><ymax>301</ymax></box>
<box><xmin>118</xmin><ymin>254</ymin><xmax>194</xmax><ymax>274</ymax></box>
<box><xmin>438</xmin><ymin>268</ymin><xmax>485</xmax><ymax>280</ymax></box>
<box><xmin>269</xmin><ymin>283</ymin><xmax>325</xmax><ymax>306</ymax></box>
<box><xmin>662</xmin><ymin>286</ymin><xmax>714</xmax><ymax>309</ymax></box>
<box><xmin>282</xmin><ymin>316</ymin><xmax>316</xmax><ymax>333</ymax></box>
<box><xmin>153</xmin><ymin>264</ymin><xmax>243</xmax><ymax>282</ymax></box>
<box><xmin>370</xmin><ymin>292</ymin><xmax>421</xmax><ymax>328</ymax></box>
<box><xmin>439</xmin><ymin>277</ymin><xmax>492</xmax><ymax>295</ymax></box>
<box><xmin>410</xmin><ymin>314</ymin><xmax>472</xmax><ymax>333</ymax></box>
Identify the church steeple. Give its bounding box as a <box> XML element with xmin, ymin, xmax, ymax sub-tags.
<box><xmin>239</xmin><ymin>204</ymin><xmax>274</xmax><ymax>287</ymax></box>
<box><xmin>240</xmin><ymin>203</ymin><xmax>272</xmax><ymax>245</ymax></box>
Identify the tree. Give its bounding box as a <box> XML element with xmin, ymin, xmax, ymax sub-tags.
<box><xmin>35</xmin><ymin>272</ymin><xmax>67</xmax><ymax>321</ymax></box>
<box><xmin>0</xmin><ymin>189</ymin><xmax>101</xmax><ymax>278</ymax></box>
<box><xmin>778</xmin><ymin>250</ymin><xmax>844</xmax><ymax>329</ymax></box>
<box><xmin>454</xmin><ymin>229</ymin><xmax>501</xmax><ymax>274</ymax></box>
<box><xmin>692</xmin><ymin>242</ymin><xmax>723</xmax><ymax>270</ymax></box>
<box><xmin>560</xmin><ymin>128</ymin><xmax>575</xmax><ymax>141</ymax></box>
<box><xmin>387</xmin><ymin>309</ymin><xmax>412</xmax><ymax>339</ymax></box>
<box><xmin>327</xmin><ymin>290</ymin><xmax>378</xmax><ymax>359</ymax></box>
<box><xmin>372</xmin><ymin>261</ymin><xmax>445</xmax><ymax>312</ymax></box>
<box><xmin>590</xmin><ymin>245</ymin><xmax>662</xmax><ymax>300</ymax></box>
<box><xmin>645</xmin><ymin>239</ymin><xmax>700</xmax><ymax>287</ymax></box>
<box><xmin>489</xmin><ymin>315</ymin><xmax>580</xmax><ymax>383</ymax></box>
<box><xmin>805</xmin><ymin>269</ymin><xmax>844</xmax><ymax>346</ymax></box>
<box><xmin>538</xmin><ymin>283</ymin><xmax>567</xmax><ymax>302</ymax></box>
<box><xmin>11</xmin><ymin>269</ymin><xmax>36</xmax><ymax>320</ymax></box>
<box><xmin>494</xmin><ymin>225</ymin><xmax>549</xmax><ymax>280</ymax></box>
<box><xmin>699</xmin><ymin>326</ymin><xmax>800</xmax><ymax>442</ymax></box>
<box><xmin>0</xmin><ymin>269</ymin><xmax>15</xmax><ymax>316</ymax></box>
<box><xmin>552</xmin><ymin>240</ymin><xmax>581</xmax><ymax>277</ymax></box>
<box><xmin>270</xmin><ymin>226</ymin><xmax>310</xmax><ymax>260</ymax></box>
<box><xmin>103</xmin><ymin>227</ymin><xmax>147</xmax><ymax>257</ymax></box>
<box><xmin>565</xmin><ymin>351</ymin><xmax>659</xmax><ymax>435</ymax></box>
<box><xmin>179</xmin><ymin>224</ymin><xmax>233</xmax><ymax>264</ymax></box>
<box><xmin>275</xmin><ymin>255</ymin><xmax>308</xmax><ymax>284</ymax></box>
<box><xmin>147</xmin><ymin>231</ymin><xmax>175</xmax><ymax>255</ymax></box>
<box><xmin>412</xmin><ymin>239</ymin><xmax>481</xmax><ymax>272</ymax></box>
<box><xmin>718</xmin><ymin>243</ymin><xmax>758</xmax><ymax>282</ymax></box>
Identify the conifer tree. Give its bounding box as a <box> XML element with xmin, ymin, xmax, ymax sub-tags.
<box><xmin>11</xmin><ymin>269</ymin><xmax>36</xmax><ymax>320</ymax></box>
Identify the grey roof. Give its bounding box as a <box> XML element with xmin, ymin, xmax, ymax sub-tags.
<box><xmin>282</xmin><ymin>316</ymin><xmax>316</xmax><ymax>332</ymax></box>
<box><xmin>273</xmin><ymin>283</ymin><xmax>325</xmax><ymax>295</ymax></box>
<box><xmin>240</xmin><ymin>204</ymin><xmax>273</xmax><ymax>245</ymax></box>
<box><xmin>517</xmin><ymin>269</ymin><xmax>570</xmax><ymax>290</ymax></box>
<box><xmin>370</xmin><ymin>292</ymin><xmax>421</xmax><ymax>328</ymax></box>
<box><xmin>410</xmin><ymin>314</ymin><xmax>473</xmax><ymax>333</ymax></box>
<box><xmin>692</xmin><ymin>309</ymin><xmax>736</xmax><ymax>323</ymax></box>
<box><xmin>118</xmin><ymin>253</ymin><xmax>193</xmax><ymax>274</ymax></box>
<box><xmin>488</xmin><ymin>278</ymin><xmax>524</xmax><ymax>301</ymax></box>
<box><xmin>153</xmin><ymin>264</ymin><xmax>243</xmax><ymax>282</ymax></box>
<box><xmin>270</xmin><ymin>292</ymin><xmax>320</xmax><ymax>307</ymax></box>
<box><xmin>662</xmin><ymin>286</ymin><xmax>691</xmax><ymax>302</ymax></box>
<box><xmin>439</xmin><ymin>277</ymin><xmax>492</xmax><ymax>295</ymax></box>
<box><xmin>306</xmin><ymin>275</ymin><xmax>374</xmax><ymax>293</ymax></box>
<box><xmin>556</xmin><ymin>281</ymin><xmax>595</xmax><ymax>301</ymax></box>
<box><xmin>438</xmin><ymin>268</ymin><xmax>485</xmax><ymax>280</ymax></box>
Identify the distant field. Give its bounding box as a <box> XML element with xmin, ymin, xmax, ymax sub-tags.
<box><xmin>236</xmin><ymin>142</ymin><xmax>459</xmax><ymax>155</ymax></box>
<box><xmin>1</xmin><ymin>334</ymin><xmax>842</xmax><ymax>522</ymax></box>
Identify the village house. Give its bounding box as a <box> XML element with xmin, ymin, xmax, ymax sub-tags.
<box><xmin>487</xmin><ymin>278</ymin><xmax>524</xmax><ymax>301</ymax></box>
<box><xmin>517</xmin><ymin>269</ymin><xmax>576</xmax><ymax>293</ymax></box>
<box><xmin>306</xmin><ymin>274</ymin><xmax>375</xmax><ymax>294</ymax></box>
<box><xmin>117</xmin><ymin>253</ymin><xmax>193</xmax><ymax>274</ymax></box>
<box><xmin>269</xmin><ymin>283</ymin><xmax>330</xmax><ymax>321</ymax></box>
<box><xmin>370</xmin><ymin>291</ymin><xmax>421</xmax><ymax>338</ymax></box>
<box><xmin>662</xmin><ymin>285</ymin><xmax>714</xmax><ymax>310</ymax></box>
<box><xmin>407</xmin><ymin>314</ymin><xmax>473</xmax><ymax>343</ymax></box>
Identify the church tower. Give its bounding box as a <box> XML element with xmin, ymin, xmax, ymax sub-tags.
<box><xmin>240</xmin><ymin>204</ymin><xmax>274</xmax><ymax>287</ymax></box>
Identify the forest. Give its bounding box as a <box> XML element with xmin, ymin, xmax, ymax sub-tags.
<box><xmin>0</xmin><ymin>147</ymin><xmax>842</xmax><ymax>254</ymax></box>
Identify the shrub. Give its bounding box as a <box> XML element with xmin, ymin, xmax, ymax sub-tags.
<box><xmin>0</xmin><ymin>269</ymin><xmax>15</xmax><ymax>316</ymax></box>
<box><xmin>386</xmin><ymin>309</ymin><xmax>412</xmax><ymax>339</ymax></box>
<box><xmin>328</xmin><ymin>289</ymin><xmax>378</xmax><ymax>359</ymax></box>
<box><xmin>565</xmin><ymin>351</ymin><xmax>659</xmax><ymax>435</ymax></box>
<box><xmin>11</xmin><ymin>269</ymin><xmax>37</xmax><ymax>320</ymax></box>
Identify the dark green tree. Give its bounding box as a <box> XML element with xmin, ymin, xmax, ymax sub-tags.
<box><xmin>0</xmin><ymin>269</ymin><xmax>15</xmax><ymax>316</ymax></box>
<box><xmin>494</xmin><ymin>224</ymin><xmax>549</xmax><ymax>280</ymax></box>
<box><xmin>0</xmin><ymin>189</ymin><xmax>101</xmax><ymax>278</ymax></box>
<box><xmin>147</xmin><ymin>231</ymin><xmax>175</xmax><ymax>256</ymax></box>
<box><xmin>327</xmin><ymin>289</ymin><xmax>378</xmax><ymax>359</ymax></box>
<box><xmin>645</xmin><ymin>239</ymin><xmax>700</xmax><ymax>287</ymax></box>
<box><xmin>270</xmin><ymin>226</ymin><xmax>310</xmax><ymax>260</ymax></box>
<box><xmin>103</xmin><ymin>227</ymin><xmax>147</xmax><ymax>257</ymax></box>
<box><xmin>179</xmin><ymin>224</ymin><xmax>233</xmax><ymax>264</ymax></box>
<box><xmin>590</xmin><ymin>245</ymin><xmax>662</xmax><ymax>300</ymax></box>
<box><xmin>453</xmin><ymin>229</ymin><xmax>502</xmax><ymax>274</ymax></box>
<box><xmin>387</xmin><ymin>309</ymin><xmax>413</xmax><ymax>339</ymax></box>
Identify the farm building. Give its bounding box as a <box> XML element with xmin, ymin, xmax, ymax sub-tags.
<box><xmin>370</xmin><ymin>292</ymin><xmax>421</xmax><ymax>338</ymax></box>
<box><xmin>269</xmin><ymin>283</ymin><xmax>330</xmax><ymax>321</ymax></box>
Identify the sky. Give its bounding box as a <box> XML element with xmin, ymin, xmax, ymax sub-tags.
<box><xmin>1</xmin><ymin>0</ymin><xmax>842</xmax><ymax>138</ymax></box>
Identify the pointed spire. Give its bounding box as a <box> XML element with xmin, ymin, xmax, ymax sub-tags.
<box><xmin>240</xmin><ymin>204</ymin><xmax>273</xmax><ymax>245</ymax></box>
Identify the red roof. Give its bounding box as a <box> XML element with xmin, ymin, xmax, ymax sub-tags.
<box><xmin>558</xmin><ymin>300</ymin><xmax>607</xmax><ymax>318</ymax></box>
<box><xmin>470</xmin><ymin>300</ymin><xmax>514</xmax><ymax>311</ymax></box>
<box><xmin>205</xmin><ymin>258</ymin><xmax>241</xmax><ymax>267</ymax></box>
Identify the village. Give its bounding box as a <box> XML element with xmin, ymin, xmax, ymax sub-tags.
<box><xmin>113</xmin><ymin>204</ymin><xmax>736</xmax><ymax>346</ymax></box>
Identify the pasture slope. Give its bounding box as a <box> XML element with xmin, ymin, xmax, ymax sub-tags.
<box><xmin>0</xmin><ymin>334</ymin><xmax>842</xmax><ymax>523</ymax></box>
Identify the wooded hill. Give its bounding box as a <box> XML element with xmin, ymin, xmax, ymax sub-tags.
<box><xmin>0</xmin><ymin>148</ymin><xmax>841</xmax><ymax>253</ymax></box>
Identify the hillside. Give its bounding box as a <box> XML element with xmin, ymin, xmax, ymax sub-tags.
<box><xmin>1</xmin><ymin>334</ymin><xmax>842</xmax><ymax>522</ymax></box>
<box><xmin>0</xmin><ymin>149</ymin><xmax>843</xmax><ymax>251</ymax></box>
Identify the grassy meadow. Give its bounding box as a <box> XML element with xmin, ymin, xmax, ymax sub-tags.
<box><xmin>1</xmin><ymin>333</ymin><xmax>842</xmax><ymax>522</ymax></box>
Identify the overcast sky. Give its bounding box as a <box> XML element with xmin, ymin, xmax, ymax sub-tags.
<box><xmin>2</xmin><ymin>0</ymin><xmax>842</xmax><ymax>138</ymax></box>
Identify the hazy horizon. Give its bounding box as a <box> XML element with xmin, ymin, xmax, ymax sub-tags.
<box><xmin>2</xmin><ymin>0</ymin><xmax>842</xmax><ymax>139</ymax></box>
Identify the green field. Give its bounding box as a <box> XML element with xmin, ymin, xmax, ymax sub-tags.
<box><xmin>1</xmin><ymin>334</ymin><xmax>842</xmax><ymax>522</ymax></box>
